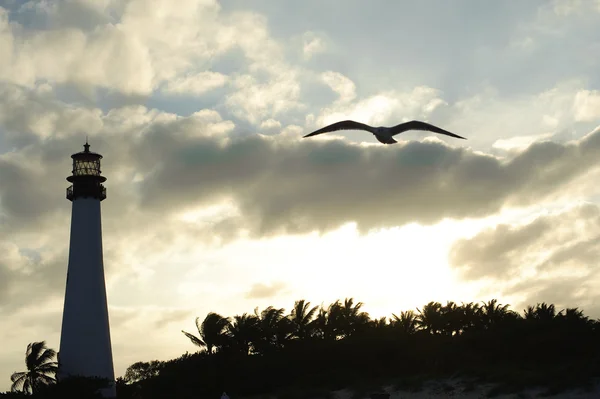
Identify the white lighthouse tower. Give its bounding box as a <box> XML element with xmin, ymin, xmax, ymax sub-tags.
<box><xmin>58</xmin><ymin>142</ymin><xmax>116</xmax><ymax>397</ymax></box>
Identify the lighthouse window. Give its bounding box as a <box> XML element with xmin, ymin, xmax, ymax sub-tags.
<box><xmin>73</xmin><ymin>159</ymin><xmax>101</xmax><ymax>176</ymax></box>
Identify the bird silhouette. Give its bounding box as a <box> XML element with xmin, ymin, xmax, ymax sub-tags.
<box><xmin>303</xmin><ymin>120</ymin><xmax>466</xmax><ymax>144</ymax></box>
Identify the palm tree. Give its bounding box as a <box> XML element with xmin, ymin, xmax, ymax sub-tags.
<box><xmin>338</xmin><ymin>298</ymin><xmax>370</xmax><ymax>338</ymax></box>
<box><xmin>391</xmin><ymin>310</ymin><xmax>419</xmax><ymax>335</ymax></box>
<box><xmin>525</xmin><ymin>302</ymin><xmax>557</xmax><ymax>322</ymax></box>
<box><xmin>312</xmin><ymin>306</ymin><xmax>328</xmax><ymax>340</ymax></box>
<box><xmin>10</xmin><ymin>341</ymin><xmax>58</xmax><ymax>394</ymax></box>
<box><xmin>481</xmin><ymin>299</ymin><xmax>511</xmax><ymax>329</ymax></box>
<box><xmin>253</xmin><ymin>306</ymin><xmax>291</xmax><ymax>354</ymax></box>
<box><xmin>441</xmin><ymin>301</ymin><xmax>462</xmax><ymax>336</ymax></box>
<box><xmin>225</xmin><ymin>313</ymin><xmax>260</xmax><ymax>355</ymax></box>
<box><xmin>370</xmin><ymin>316</ymin><xmax>389</xmax><ymax>331</ymax></box>
<box><xmin>524</xmin><ymin>305</ymin><xmax>536</xmax><ymax>320</ymax></box>
<box><xmin>289</xmin><ymin>299</ymin><xmax>318</xmax><ymax>340</ymax></box>
<box><xmin>555</xmin><ymin>307</ymin><xmax>592</xmax><ymax>332</ymax></box>
<box><xmin>181</xmin><ymin>312</ymin><xmax>230</xmax><ymax>354</ymax></box>
<box><xmin>460</xmin><ymin>302</ymin><xmax>482</xmax><ymax>333</ymax></box>
<box><xmin>416</xmin><ymin>301</ymin><xmax>444</xmax><ymax>334</ymax></box>
<box><xmin>559</xmin><ymin>307</ymin><xmax>586</xmax><ymax>320</ymax></box>
<box><xmin>559</xmin><ymin>307</ymin><xmax>588</xmax><ymax>323</ymax></box>
<box><xmin>314</xmin><ymin>303</ymin><xmax>340</xmax><ymax>341</ymax></box>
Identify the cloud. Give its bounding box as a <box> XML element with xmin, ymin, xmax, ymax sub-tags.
<box><xmin>449</xmin><ymin>217</ymin><xmax>553</xmax><ymax>280</ymax></box>
<box><xmin>0</xmin><ymin>0</ymin><xmax>291</xmax><ymax>96</ymax></box>
<box><xmin>225</xmin><ymin>72</ymin><xmax>303</xmax><ymax>125</ymax></box>
<box><xmin>0</xmin><ymin>237</ymin><xmax>68</xmax><ymax>313</ymax></box>
<box><xmin>573</xmin><ymin>90</ymin><xmax>600</xmax><ymax>122</ymax></box>
<box><xmin>451</xmin><ymin>203</ymin><xmax>600</xmax><ymax>279</ymax></box>
<box><xmin>302</xmin><ymin>31</ymin><xmax>326</xmax><ymax>60</ymax></box>
<box><xmin>245</xmin><ymin>281</ymin><xmax>288</xmax><ymax>299</ymax></box>
<box><xmin>161</xmin><ymin>72</ymin><xmax>229</xmax><ymax>96</ymax></box>
<box><xmin>450</xmin><ymin>203</ymin><xmax>600</xmax><ymax>314</ymax></box>
<box><xmin>4</xmin><ymin>82</ymin><xmax>600</xmax><ymax>251</ymax></box>
<box><xmin>321</xmin><ymin>71</ymin><xmax>356</xmax><ymax>103</ymax></box>
<box><xmin>548</xmin><ymin>0</ymin><xmax>600</xmax><ymax>16</ymax></box>
<box><xmin>311</xmin><ymin>86</ymin><xmax>447</xmax><ymax>131</ymax></box>
<box><xmin>136</xmin><ymin>119</ymin><xmax>600</xmax><ymax>237</ymax></box>
<box><xmin>492</xmin><ymin>132</ymin><xmax>555</xmax><ymax>152</ymax></box>
<box><xmin>258</xmin><ymin>119</ymin><xmax>283</xmax><ymax>135</ymax></box>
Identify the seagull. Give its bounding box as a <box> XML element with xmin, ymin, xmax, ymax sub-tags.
<box><xmin>303</xmin><ymin>120</ymin><xmax>466</xmax><ymax>144</ymax></box>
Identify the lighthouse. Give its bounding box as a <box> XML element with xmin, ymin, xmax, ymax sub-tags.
<box><xmin>58</xmin><ymin>142</ymin><xmax>116</xmax><ymax>397</ymax></box>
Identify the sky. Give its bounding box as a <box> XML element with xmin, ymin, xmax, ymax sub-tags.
<box><xmin>1</xmin><ymin>0</ymin><xmax>600</xmax><ymax>390</ymax></box>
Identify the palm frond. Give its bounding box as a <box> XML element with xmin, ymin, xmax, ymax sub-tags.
<box><xmin>25</xmin><ymin>342</ymin><xmax>47</xmax><ymax>370</ymax></box>
<box><xmin>181</xmin><ymin>330</ymin><xmax>206</xmax><ymax>348</ymax></box>
<box><xmin>10</xmin><ymin>372</ymin><xmax>26</xmax><ymax>382</ymax></box>
<box><xmin>10</xmin><ymin>373</ymin><xmax>27</xmax><ymax>393</ymax></box>
<box><xmin>23</xmin><ymin>378</ymin><xmax>33</xmax><ymax>395</ymax></box>
<box><xmin>36</xmin><ymin>348</ymin><xmax>57</xmax><ymax>366</ymax></box>
<box><xmin>36</xmin><ymin>363</ymin><xmax>58</xmax><ymax>374</ymax></box>
<box><xmin>37</xmin><ymin>374</ymin><xmax>56</xmax><ymax>386</ymax></box>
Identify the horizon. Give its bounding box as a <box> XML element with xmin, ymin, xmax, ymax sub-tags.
<box><xmin>1</xmin><ymin>0</ymin><xmax>600</xmax><ymax>392</ymax></box>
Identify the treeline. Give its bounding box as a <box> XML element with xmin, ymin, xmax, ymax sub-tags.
<box><xmin>114</xmin><ymin>298</ymin><xmax>600</xmax><ymax>398</ymax></box>
<box><xmin>4</xmin><ymin>299</ymin><xmax>599</xmax><ymax>398</ymax></box>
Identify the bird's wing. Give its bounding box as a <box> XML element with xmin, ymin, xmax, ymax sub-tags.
<box><xmin>303</xmin><ymin>120</ymin><xmax>375</xmax><ymax>138</ymax></box>
<box><xmin>390</xmin><ymin>120</ymin><xmax>467</xmax><ymax>139</ymax></box>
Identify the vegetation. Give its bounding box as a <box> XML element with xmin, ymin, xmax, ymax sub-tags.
<box><xmin>4</xmin><ymin>299</ymin><xmax>600</xmax><ymax>398</ymax></box>
<box><xmin>9</xmin><ymin>342</ymin><xmax>57</xmax><ymax>395</ymax></box>
<box><xmin>118</xmin><ymin>298</ymin><xmax>600</xmax><ymax>398</ymax></box>
<box><xmin>3</xmin><ymin>342</ymin><xmax>110</xmax><ymax>398</ymax></box>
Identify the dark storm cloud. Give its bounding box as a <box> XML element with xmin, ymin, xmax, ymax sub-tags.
<box><xmin>133</xmin><ymin>120</ymin><xmax>600</xmax><ymax>237</ymax></box>
<box><xmin>2</xmin><ymin>82</ymin><xmax>600</xmax><ymax>248</ymax></box>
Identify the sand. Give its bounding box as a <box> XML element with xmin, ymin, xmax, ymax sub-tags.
<box><xmin>325</xmin><ymin>378</ymin><xmax>600</xmax><ymax>399</ymax></box>
<box><xmin>239</xmin><ymin>378</ymin><xmax>600</xmax><ymax>399</ymax></box>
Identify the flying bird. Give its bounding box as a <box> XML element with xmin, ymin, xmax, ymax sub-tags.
<box><xmin>303</xmin><ymin>120</ymin><xmax>466</xmax><ymax>144</ymax></box>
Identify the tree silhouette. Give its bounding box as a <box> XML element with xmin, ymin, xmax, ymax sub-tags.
<box><xmin>224</xmin><ymin>313</ymin><xmax>260</xmax><ymax>355</ymax></box>
<box><xmin>338</xmin><ymin>298</ymin><xmax>370</xmax><ymax>338</ymax></box>
<box><xmin>535</xmin><ymin>302</ymin><xmax>557</xmax><ymax>321</ymax></box>
<box><xmin>10</xmin><ymin>341</ymin><xmax>57</xmax><ymax>394</ymax></box>
<box><xmin>181</xmin><ymin>312</ymin><xmax>230</xmax><ymax>354</ymax></box>
<box><xmin>120</xmin><ymin>297</ymin><xmax>600</xmax><ymax>399</ymax></box>
<box><xmin>481</xmin><ymin>299</ymin><xmax>511</xmax><ymax>329</ymax></box>
<box><xmin>391</xmin><ymin>310</ymin><xmax>418</xmax><ymax>335</ymax></box>
<box><xmin>416</xmin><ymin>301</ymin><xmax>444</xmax><ymax>334</ymax></box>
<box><xmin>313</xmin><ymin>303</ymin><xmax>338</xmax><ymax>341</ymax></box>
<box><xmin>123</xmin><ymin>360</ymin><xmax>163</xmax><ymax>384</ymax></box>
<box><xmin>459</xmin><ymin>301</ymin><xmax>481</xmax><ymax>333</ymax></box>
<box><xmin>370</xmin><ymin>316</ymin><xmax>389</xmax><ymax>331</ymax></box>
<box><xmin>289</xmin><ymin>300</ymin><xmax>318</xmax><ymax>340</ymax></box>
<box><xmin>253</xmin><ymin>306</ymin><xmax>292</xmax><ymax>354</ymax></box>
